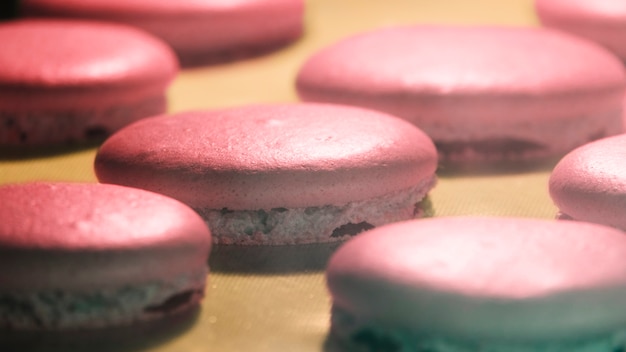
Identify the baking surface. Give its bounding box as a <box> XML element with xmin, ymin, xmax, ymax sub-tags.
<box><xmin>0</xmin><ymin>0</ymin><xmax>558</xmax><ymax>351</ymax></box>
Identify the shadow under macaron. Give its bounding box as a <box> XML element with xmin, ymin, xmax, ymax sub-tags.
<box><xmin>209</xmin><ymin>242</ymin><xmax>344</xmax><ymax>274</ymax></box>
<box><xmin>0</xmin><ymin>306</ymin><xmax>201</xmax><ymax>352</ymax></box>
<box><xmin>436</xmin><ymin>155</ymin><xmax>561</xmax><ymax>177</ymax></box>
<box><xmin>208</xmin><ymin>197</ymin><xmax>435</xmax><ymax>274</ymax></box>
<box><xmin>0</xmin><ymin>140</ymin><xmax>103</xmax><ymax>161</ymax></box>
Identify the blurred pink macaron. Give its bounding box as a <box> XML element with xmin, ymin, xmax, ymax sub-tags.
<box><xmin>0</xmin><ymin>19</ymin><xmax>178</xmax><ymax>147</ymax></box>
<box><xmin>297</xmin><ymin>25</ymin><xmax>626</xmax><ymax>164</ymax></box>
<box><xmin>20</xmin><ymin>0</ymin><xmax>305</xmax><ymax>67</ymax></box>
<box><xmin>536</xmin><ymin>0</ymin><xmax>626</xmax><ymax>62</ymax></box>
<box><xmin>0</xmin><ymin>182</ymin><xmax>211</xmax><ymax>332</ymax></box>
<box><xmin>327</xmin><ymin>216</ymin><xmax>626</xmax><ymax>351</ymax></box>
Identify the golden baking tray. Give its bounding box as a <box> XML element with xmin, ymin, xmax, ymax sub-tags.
<box><xmin>0</xmin><ymin>1</ymin><xmax>557</xmax><ymax>351</ymax></box>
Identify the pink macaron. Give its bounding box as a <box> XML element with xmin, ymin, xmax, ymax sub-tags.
<box><xmin>0</xmin><ymin>19</ymin><xmax>178</xmax><ymax>147</ymax></box>
<box><xmin>20</xmin><ymin>0</ymin><xmax>305</xmax><ymax>67</ymax></box>
<box><xmin>94</xmin><ymin>103</ymin><xmax>438</xmax><ymax>245</ymax></box>
<box><xmin>296</xmin><ymin>25</ymin><xmax>626</xmax><ymax>163</ymax></box>
<box><xmin>536</xmin><ymin>0</ymin><xmax>626</xmax><ymax>62</ymax></box>
<box><xmin>327</xmin><ymin>216</ymin><xmax>626</xmax><ymax>351</ymax></box>
<box><xmin>549</xmin><ymin>134</ymin><xmax>626</xmax><ymax>230</ymax></box>
<box><xmin>0</xmin><ymin>182</ymin><xmax>211</xmax><ymax>332</ymax></box>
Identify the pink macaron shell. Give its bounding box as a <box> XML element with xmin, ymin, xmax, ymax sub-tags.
<box><xmin>327</xmin><ymin>217</ymin><xmax>626</xmax><ymax>342</ymax></box>
<box><xmin>95</xmin><ymin>103</ymin><xmax>438</xmax><ymax>210</ymax></box>
<box><xmin>297</xmin><ymin>26</ymin><xmax>625</xmax><ymax>160</ymax></box>
<box><xmin>549</xmin><ymin>134</ymin><xmax>626</xmax><ymax>230</ymax></box>
<box><xmin>0</xmin><ymin>19</ymin><xmax>178</xmax><ymax>112</ymax></box>
<box><xmin>0</xmin><ymin>182</ymin><xmax>211</xmax><ymax>291</ymax></box>
<box><xmin>21</xmin><ymin>0</ymin><xmax>304</xmax><ymax>67</ymax></box>
<box><xmin>536</xmin><ymin>0</ymin><xmax>626</xmax><ymax>61</ymax></box>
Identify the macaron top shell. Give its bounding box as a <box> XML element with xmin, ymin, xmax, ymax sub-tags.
<box><xmin>297</xmin><ymin>26</ymin><xmax>625</xmax><ymax>122</ymax></box>
<box><xmin>95</xmin><ymin>103</ymin><xmax>438</xmax><ymax>210</ymax></box>
<box><xmin>22</xmin><ymin>0</ymin><xmax>298</xmax><ymax>16</ymax></box>
<box><xmin>0</xmin><ymin>19</ymin><xmax>178</xmax><ymax>110</ymax></box>
<box><xmin>21</xmin><ymin>0</ymin><xmax>305</xmax><ymax>67</ymax></box>
<box><xmin>0</xmin><ymin>182</ymin><xmax>211</xmax><ymax>290</ymax></box>
<box><xmin>327</xmin><ymin>217</ymin><xmax>626</xmax><ymax>342</ymax></box>
<box><xmin>536</xmin><ymin>0</ymin><xmax>626</xmax><ymax>60</ymax></box>
<box><xmin>549</xmin><ymin>134</ymin><xmax>626</xmax><ymax>230</ymax></box>
<box><xmin>536</xmin><ymin>0</ymin><xmax>626</xmax><ymax>23</ymax></box>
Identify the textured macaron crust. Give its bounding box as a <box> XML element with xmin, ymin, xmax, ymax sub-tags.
<box><xmin>536</xmin><ymin>0</ymin><xmax>626</xmax><ymax>62</ymax></box>
<box><xmin>327</xmin><ymin>217</ymin><xmax>626</xmax><ymax>351</ymax></box>
<box><xmin>21</xmin><ymin>0</ymin><xmax>305</xmax><ymax>67</ymax></box>
<box><xmin>95</xmin><ymin>103</ymin><xmax>438</xmax><ymax>244</ymax></box>
<box><xmin>0</xmin><ymin>19</ymin><xmax>178</xmax><ymax>146</ymax></box>
<box><xmin>0</xmin><ymin>182</ymin><xmax>211</xmax><ymax>330</ymax></box>
<box><xmin>549</xmin><ymin>134</ymin><xmax>626</xmax><ymax>230</ymax></box>
<box><xmin>296</xmin><ymin>26</ymin><xmax>626</xmax><ymax>163</ymax></box>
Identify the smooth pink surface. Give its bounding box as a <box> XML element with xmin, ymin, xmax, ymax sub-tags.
<box><xmin>537</xmin><ymin>0</ymin><xmax>626</xmax><ymax>60</ymax></box>
<box><xmin>297</xmin><ymin>26</ymin><xmax>625</xmax><ymax>159</ymax></box>
<box><xmin>327</xmin><ymin>217</ymin><xmax>626</xmax><ymax>341</ymax></box>
<box><xmin>0</xmin><ymin>182</ymin><xmax>211</xmax><ymax>290</ymax></box>
<box><xmin>95</xmin><ymin>103</ymin><xmax>438</xmax><ymax>210</ymax></box>
<box><xmin>0</xmin><ymin>19</ymin><xmax>178</xmax><ymax>111</ymax></box>
<box><xmin>21</xmin><ymin>0</ymin><xmax>304</xmax><ymax>66</ymax></box>
<box><xmin>549</xmin><ymin>134</ymin><xmax>626</xmax><ymax>230</ymax></box>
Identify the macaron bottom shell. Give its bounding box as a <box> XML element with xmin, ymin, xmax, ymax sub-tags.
<box><xmin>200</xmin><ymin>179</ymin><xmax>435</xmax><ymax>245</ymax></box>
<box><xmin>0</xmin><ymin>95</ymin><xmax>165</xmax><ymax>147</ymax></box>
<box><xmin>326</xmin><ymin>304</ymin><xmax>626</xmax><ymax>352</ymax></box>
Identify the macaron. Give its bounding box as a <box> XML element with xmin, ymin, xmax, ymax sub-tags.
<box><xmin>326</xmin><ymin>217</ymin><xmax>626</xmax><ymax>351</ymax></box>
<box><xmin>94</xmin><ymin>103</ymin><xmax>438</xmax><ymax>245</ymax></box>
<box><xmin>0</xmin><ymin>19</ymin><xmax>178</xmax><ymax>147</ymax></box>
<box><xmin>0</xmin><ymin>182</ymin><xmax>211</xmax><ymax>332</ymax></box>
<box><xmin>536</xmin><ymin>0</ymin><xmax>626</xmax><ymax>62</ymax></box>
<box><xmin>549</xmin><ymin>134</ymin><xmax>626</xmax><ymax>230</ymax></box>
<box><xmin>296</xmin><ymin>25</ymin><xmax>626</xmax><ymax>163</ymax></box>
<box><xmin>20</xmin><ymin>0</ymin><xmax>305</xmax><ymax>67</ymax></box>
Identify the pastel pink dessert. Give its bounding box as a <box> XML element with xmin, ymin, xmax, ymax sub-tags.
<box><xmin>549</xmin><ymin>134</ymin><xmax>626</xmax><ymax>230</ymax></box>
<box><xmin>0</xmin><ymin>19</ymin><xmax>178</xmax><ymax>147</ymax></box>
<box><xmin>20</xmin><ymin>0</ymin><xmax>305</xmax><ymax>67</ymax></box>
<box><xmin>327</xmin><ymin>217</ymin><xmax>626</xmax><ymax>352</ymax></box>
<box><xmin>0</xmin><ymin>182</ymin><xmax>211</xmax><ymax>331</ymax></box>
<box><xmin>536</xmin><ymin>0</ymin><xmax>626</xmax><ymax>62</ymax></box>
<box><xmin>95</xmin><ymin>103</ymin><xmax>438</xmax><ymax>245</ymax></box>
<box><xmin>296</xmin><ymin>26</ymin><xmax>626</xmax><ymax>163</ymax></box>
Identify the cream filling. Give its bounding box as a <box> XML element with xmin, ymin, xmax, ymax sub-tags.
<box><xmin>195</xmin><ymin>177</ymin><xmax>436</xmax><ymax>245</ymax></box>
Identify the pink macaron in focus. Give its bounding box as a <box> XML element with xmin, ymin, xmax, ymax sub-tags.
<box><xmin>327</xmin><ymin>216</ymin><xmax>626</xmax><ymax>351</ymax></box>
<box><xmin>549</xmin><ymin>134</ymin><xmax>626</xmax><ymax>230</ymax></box>
<box><xmin>20</xmin><ymin>0</ymin><xmax>305</xmax><ymax>67</ymax></box>
<box><xmin>0</xmin><ymin>182</ymin><xmax>211</xmax><ymax>332</ymax></box>
<box><xmin>0</xmin><ymin>19</ymin><xmax>178</xmax><ymax>147</ymax></box>
<box><xmin>296</xmin><ymin>25</ymin><xmax>626</xmax><ymax>163</ymax></box>
<box><xmin>536</xmin><ymin>0</ymin><xmax>626</xmax><ymax>62</ymax></box>
<box><xmin>94</xmin><ymin>103</ymin><xmax>438</xmax><ymax>245</ymax></box>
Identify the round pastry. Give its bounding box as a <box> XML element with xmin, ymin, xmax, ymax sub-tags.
<box><xmin>549</xmin><ymin>134</ymin><xmax>626</xmax><ymax>230</ymax></box>
<box><xmin>94</xmin><ymin>103</ymin><xmax>438</xmax><ymax>245</ymax></box>
<box><xmin>0</xmin><ymin>182</ymin><xmax>211</xmax><ymax>331</ymax></box>
<box><xmin>536</xmin><ymin>0</ymin><xmax>626</xmax><ymax>62</ymax></box>
<box><xmin>0</xmin><ymin>19</ymin><xmax>178</xmax><ymax>147</ymax></box>
<box><xmin>326</xmin><ymin>216</ymin><xmax>626</xmax><ymax>351</ymax></box>
<box><xmin>296</xmin><ymin>25</ymin><xmax>626</xmax><ymax>163</ymax></box>
<box><xmin>20</xmin><ymin>0</ymin><xmax>305</xmax><ymax>67</ymax></box>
